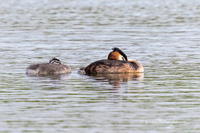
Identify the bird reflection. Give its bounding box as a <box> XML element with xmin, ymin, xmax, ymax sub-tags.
<box><xmin>89</xmin><ymin>73</ymin><xmax>144</xmax><ymax>89</ymax></box>
<box><xmin>26</xmin><ymin>73</ymin><xmax>71</xmax><ymax>80</ymax></box>
<box><xmin>26</xmin><ymin>73</ymin><xmax>71</xmax><ymax>90</ymax></box>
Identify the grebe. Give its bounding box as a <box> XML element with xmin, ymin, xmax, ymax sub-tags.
<box><xmin>81</xmin><ymin>47</ymin><xmax>144</xmax><ymax>75</ymax></box>
<box><xmin>26</xmin><ymin>57</ymin><xmax>71</xmax><ymax>75</ymax></box>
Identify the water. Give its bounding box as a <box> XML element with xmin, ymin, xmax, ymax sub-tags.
<box><xmin>1</xmin><ymin>0</ymin><xmax>200</xmax><ymax>132</ymax></box>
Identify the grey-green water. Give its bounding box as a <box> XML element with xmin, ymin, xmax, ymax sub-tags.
<box><xmin>1</xmin><ymin>0</ymin><xmax>200</xmax><ymax>132</ymax></box>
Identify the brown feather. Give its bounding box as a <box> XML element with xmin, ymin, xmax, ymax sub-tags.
<box><xmin>84</xmin><ymin>60</ymin><xmax>143</xmax><ymax>75</ymax></box>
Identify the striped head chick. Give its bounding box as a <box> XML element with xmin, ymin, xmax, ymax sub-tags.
<box><xmin>49</xmin><ymin>57</ymin><xmax>62</xmax><ymax>64</ymax></box>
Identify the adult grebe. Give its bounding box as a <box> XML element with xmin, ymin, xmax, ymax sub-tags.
<box><xmin>26</xmin><ymin>57</ymin><xmax>71</xmax><ymax>75</ymax></box>
<box><xmin>81</xmin><ymin>47</ymin><xmax>144</xmax><ymax>75</ymax></box>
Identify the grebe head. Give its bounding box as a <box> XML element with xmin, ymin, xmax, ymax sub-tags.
<box><xmin>108</xmin><ymin>47</ymin><xmax>128</xmax><ymax>61</ymax></box>
<box><xmin>49</xmin><ymin>57</ymin><xmax>62</xmax><ymax>64</ymax></box>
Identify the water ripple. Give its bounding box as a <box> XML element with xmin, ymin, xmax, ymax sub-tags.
<box><xmin>1</xmin><ymin>0</ymin><xmax>200</xmax><ymax>132</ymax></box>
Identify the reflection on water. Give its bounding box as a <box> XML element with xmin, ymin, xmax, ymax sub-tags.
<box><xmin>89</xmin><ymin>73</ymin><xmax>144</xmax><ymax>88</ymax></box>
<box><xmin>26</xmin><ymin>73</ymin><xmax>71</xmax><ymax>81</ymax></box>
<box><xmin>1</xmin><ymin>0</ymin><xmax>200</xmax><ymax>132</ymax></box>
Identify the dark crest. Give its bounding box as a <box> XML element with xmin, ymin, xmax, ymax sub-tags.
<box><xmin>112</xmin><ymin>47</ymin><xmax>128</xmax><ymax>61</ymax></box>
<box><xmin>49</xmin><ymin>57</ymin><xmax>62</xmax><ymax>64</ymax></box>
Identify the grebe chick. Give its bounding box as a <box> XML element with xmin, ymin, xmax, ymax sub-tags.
<box><xmin>26</xmin><ymin>57</ymin><xmax>71</xmax><ymax>75</ymax></box>
<box><xmin>49</xmin><ymin>57</ymin><xmax>62</xmax><ymax>64</ymax></box>
<box><xmin>82</xmin><ymin>47</ymin><xmax>144</xmax><ymax>75</ymax></box>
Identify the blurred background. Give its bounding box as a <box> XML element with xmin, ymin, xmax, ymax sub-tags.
<box><xmin>0</xmin><ymin>0</ymin><xmax>200</xmax><ymax>132</ymax></box>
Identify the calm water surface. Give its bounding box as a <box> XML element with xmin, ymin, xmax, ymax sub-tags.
<box><xmin>1</xmin><ymin>0</ymin><xmax>200</xmax><ymax>132</ymax></box>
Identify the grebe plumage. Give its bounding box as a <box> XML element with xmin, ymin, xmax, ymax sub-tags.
<box><xmin>26</xmin><ymin>57</ymin><xmax>71</xmax><ymax>75</ymax></box>
<box><xmin>82</xmin><ymin>47</ymin><xmax>144</xmax><ymax>75</ymax></box>
<box><xmin>49</xmin><ymin>57</ymin><xmax>62</xmax><ymax>64</ymax></box>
